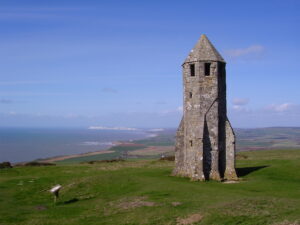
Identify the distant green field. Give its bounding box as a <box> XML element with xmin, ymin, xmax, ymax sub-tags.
<box><xmin>58</xmin><ymin>145</ymin><xmax>147</xmax><ymax>164</ymax></box>
<box><xmin>57</xmin><ymin>131</ymin><xmax>176</xmax><ymax>163</ymax></box>
<box><xmin>236</xmin><ymin>127</ymin><xmax>300</xmax><ymax>150</ymax></box>
<box><xmin>134</xmin><ymin>133</ymin><xmax>175</xmax><ymax>146</ymax></box>
<box><xmin>1</xmin><ymin>149</ymin><xmax>300</xmax><ymax>225</ymax></box>
<box><xmin>56</xmin><ymin>127</ymin><xmax>300</xmax><ymax>163</ymax></box>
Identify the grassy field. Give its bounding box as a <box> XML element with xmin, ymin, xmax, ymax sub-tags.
<box><xmin>1</xmin><ymin>149</ymin><xmax>300</xmax><ymax>225</ymax></box>
<box><xmin>56</xmin><ymin>145</ymin><xmax>148</xmax><ymax>164</ymax></box>
<box><xmin>236</xmin><ymin>127</ymin><xmax>300</xmax><ymax>150</ymax></box>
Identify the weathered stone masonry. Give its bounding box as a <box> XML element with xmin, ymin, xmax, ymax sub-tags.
<box><xmin>173</xmin><ymin>35</ymin><xmax>238</xmax><ymax>181</ymax></box>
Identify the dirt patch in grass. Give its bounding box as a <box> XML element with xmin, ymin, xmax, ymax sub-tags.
<box><xmin>273</xmin><ymin>220</ymin><xmax>299</xmax><ymax>225</ymax></box>
<box><xmin>171</xmin><ymin>202</ymin><xmax>182</xmax><ymax>206</ymax></box>
<box><xmin>176</xmin><ymin>213</ymin><xmax>203</xmax><ymax>225</ymax></box>
<box><xmin>160</xmin><ymin>155</ymin><xmax>175</xmax><ymax>161</ymax></box>
<box><xmin>86</xmin><ymin>160</ymin><xmax>173</xmax><ymax>172</ymax></box>
<box><xmin>222</xmin><ymin>180</ymin><xmax>240</xmax><ymax>184</ymax></box>
<box><xmin>35</xmin><ymin>205</ymin><xmax>47</xmax><ymax>211</ymax></box>
<box><xmin>103</xmin><ymin>196</ymin><xmax>156</xmax><ymax>216</ymax></box>
<box><xmin>114</xmin><ymin>196</ymin><xmax>156</xmax><ymax>210</ymax></box>
<box><xmin>236</xmin><ymin>153</ymin><xmax>248</xmax><ymax>159</ymax></box>
<box><xmin>213</xmin><ymin>197</ymin><xmax>297</xmax><ymax>218</ymax></box>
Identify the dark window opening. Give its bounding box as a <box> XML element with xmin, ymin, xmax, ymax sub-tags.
<box><xmin>190</xmin><ymin>64</ymin><xmax>195</xmax><ymax>76</ymax></box>
<box><xmin>204</xmin><ymin>63</ymin><xmax>211</xmax><ymax>76</ymax></box>
<box><xmin>218</xmin><ymin>63</ymin><xmax>224</xmax><ymax>76</ymax></box>
<box><xmin>189</xmin><ymin>140</ymin><xmax>193</xmax><ymax>147</ymax></box>
<box><xmin>189</xmin><ymin>92</ymin><xmax>192</xmax><ymax>98</ymax></box>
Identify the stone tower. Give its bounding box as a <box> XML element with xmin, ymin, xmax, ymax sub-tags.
<box><xmin>173</xmin><ymin>35</ymin><xmax>238</xmax><ymax>181</ymax></box>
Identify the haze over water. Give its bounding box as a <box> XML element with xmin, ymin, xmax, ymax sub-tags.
<box><xmin>0</xmin><ymin>128</ymin><xmax>149</xmax><ymax>163</ymax></box>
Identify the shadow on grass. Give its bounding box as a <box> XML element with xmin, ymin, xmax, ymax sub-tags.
<box><xmin>60</xmin><ymin>195</ymin><xmax>95</xmax><ymax>205</ymax></box>
<box><xmin>63</xmin><ymin>198</ymin><xmax>79</xmax><ymax>204</ymax></box>
<box><xmin>236</xmin><ymin>166</ymin><xmax>269</xmax><ymax>177</ymax></box>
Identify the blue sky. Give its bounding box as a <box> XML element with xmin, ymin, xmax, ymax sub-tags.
<box><xmin>0</xmin><ymin>0</ymin><xmax>299</xmax><ymax>128</ymax></box>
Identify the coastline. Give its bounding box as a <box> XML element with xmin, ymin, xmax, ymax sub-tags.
<box><xmin>0</xmin><ymin>128</ymin><xmax>157</xmax><ymax>164</ymax></box>
<box><xmin>36</xmin><ymin>132</ymin><xmax>173</xmax><ymax>163</ymax></box>
<box><xmin>35</xmin><ymin>131</ymin><xmax>164</xmax><ymax>163</ymax></box>
<box><xmin>39</xmin><ymin>149</ymin><xmax>116</xmax><ymax>163</ymax></box>
<box><xmin>36</xmin><ymin>141</ymin><xmax>136</xmax><ymax>163</ymax></box>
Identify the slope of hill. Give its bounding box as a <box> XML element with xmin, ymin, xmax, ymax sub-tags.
<box><xmin>1</xmin><ymin>149</ymin><xmax>300</xmax><ymax>225</ymax></box>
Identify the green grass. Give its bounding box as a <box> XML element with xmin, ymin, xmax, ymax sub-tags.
<box><xmin>134</xmin><ymin>134</ymin><xmax>175</xmax><ymax>146</ymax></box>
<box><xmin>58</xmin><ymin>145</ymin><xmax>147</xmax><ymax>164</ymax></box>
<box><xmin>1</xmin><ymin>149</ymin><xmax>300</xmax><ymax>225</ymax></box>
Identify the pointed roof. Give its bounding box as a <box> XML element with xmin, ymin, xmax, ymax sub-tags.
<box><xmin>184</xmin><ymin>34</ymin><xmax>225</xmax><ymax>64</ymax></box>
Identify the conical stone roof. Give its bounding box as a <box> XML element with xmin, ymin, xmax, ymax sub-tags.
<box><xmin>184</xmin><ymin>34</ymin><xmax>225</xmax><ymax>64</ymax></box>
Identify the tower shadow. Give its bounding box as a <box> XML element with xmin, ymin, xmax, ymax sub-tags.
<box><xmin>203</xmin><ymin>119</ymin><xmax>212</xmax><ymax>180</ymax></box>
<box><xmin>236</xmin><ymin>165</ymin><xmax>269</xmax><ymax>177</ymax></box>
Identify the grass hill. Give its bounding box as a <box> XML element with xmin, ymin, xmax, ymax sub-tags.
<box><xmin>1</xmin><ymin>149</ymin><xmax>300</xmax><ymax>225</ymax></box>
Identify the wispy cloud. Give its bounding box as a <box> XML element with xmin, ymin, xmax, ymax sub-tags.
<box><xmin>265</xmin><ymin>103</ymin><xmax>297</xmax><ymax>112</ymax></box>
<box><xmin>229</xmin><ymin>102</ymin><xmax>300</xmax><ymax>127</ymax></box>
<box><xmin>231</xmin><ymin>102</ymin><xmax>300</xmax><ymax>115</ymax></box>
<box><xmin>232</xmin><ymin>105</ymin><xmax>251</xmax><ymax>112</ymax></box>
<box><xmin>225</xmin><ymin>45</ymin><xmax>265</xmax><ymax>59</ymax></box>
<box><xmin>177</xmin><ymin>106</ymin><xmax>183</xmax><ymax>112</ymax></box>
<box><xmin>8</xmin><ymin>111</ymin><xmax>17</xmax><ymax>116</ymax></box>
<box><xmin>232</xmin><ymin>98</ymin><xmax>249</xmax><ymax>106</ymax></box>
<box><xmin>159</xmin><ymin>106</ymin><xmax>183</xmax><ymax>115</ymax></box>
<box><xmin>232</xmin><ymin>98</ymin><xmax>250</xmax><ymax>112</ymax></box>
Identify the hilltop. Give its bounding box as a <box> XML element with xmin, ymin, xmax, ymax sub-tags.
<box><xmin>1</xmin><ymin>149</ymin><xmax>300</xmax><ymax>225</ymax></box>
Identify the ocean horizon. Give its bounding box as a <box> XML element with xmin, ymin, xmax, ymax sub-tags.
<box><xmin>0</xmin><ymin>127</ymin><xmax>150</xmax><ymax>163</ymax></box>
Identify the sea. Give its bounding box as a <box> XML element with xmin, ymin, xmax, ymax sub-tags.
<box><xmin>0</xmin><ymin>127</ymin><xmax>149</xmax><ymax>163</ymax></box>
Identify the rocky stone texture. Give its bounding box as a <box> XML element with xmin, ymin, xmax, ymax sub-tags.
<box><xmin>173</xmin><ymin>35</ymin><xmax>238</xmax><ymax>181</ymax></box>
<box><xmin>224</xmin><ymin>119</ymin><xmax>238</xmax><ymax>180</ymax></box>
